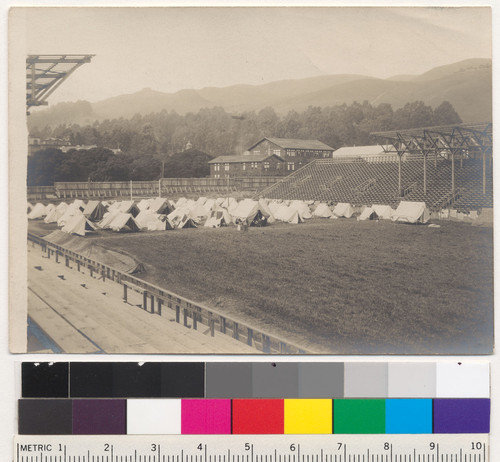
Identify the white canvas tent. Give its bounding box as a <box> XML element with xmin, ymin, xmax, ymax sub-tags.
<box><xmin>391</xmin><ymin>201</ymin><xmax>430</xmax><ymax>224</ymax></box>
<box><xmin>312</xmin><ymin>203</ymin><xmax>333</xmax><ymax>218</ymax></box>
<box><xmin>147</xmin><ymin>214</ymin><xmax>173</xmax><ymax>231</ymax></box>
<box><xmin>44</xmin><ymin>202</ymin><xmax>69</xmax><ymax>223</ymax></box>
<box><xmin>98</xmin><ymin>210</ymin><xmax>122</xmax><ymax>229</ymax></box>
<box><xmin>372</xmin><ymin>204</ymin><xmax>394</xmax><ymax>220</ymax></box>
<box><xmin>109</xmin><ymin>213</ymin><xmax>141</xmax><ymax>232</ymax></box>
<box><xmin>231</xmin><ymin>200</ymin><xmax>270</xmax><ymax>226</ymax></box>
<box><xmin>149</xmin><ymin>197</ymin><xmax>172</xmax><ymax>214</ymax></box>
<box><xmin>333</xmin><ymin>203</ymin><xmax>354</xmax><ymax>218</ymax></box>
<box><xmin>357</xmin><ymin>206</ymin><xmax>377</xmax><ymax>221</ymax></box>
<box><xmin>118</xmin><ymin>200</ymin><xmax>140</xmax><ymax>217</ymax></box>
<box><xmin>289</xmin><ymin>200</ymin><xmax>312</xmax><ymax>219</ymax></box>
<box><xmin>83</xmin><ymin>201</ymin><xmax>108</xmax><ymax>222</ymax></box>
<box><xmin>28</xmin><ymin>203</ymin><xmax>47</xmax><ymax>219</ymax></box>
<box><xmin>61</xmin><ymin>214</ymin><xmax>96</xmax><ymax>236</ymax></box>
<box><xmin>57</xmin><ymin>205</ymin><xmax>82</xmax><ymax>227</ymax></box>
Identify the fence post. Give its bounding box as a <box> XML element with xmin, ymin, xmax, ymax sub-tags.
<box><xmin>150</xmin><ymin>294</ymin><xmax>155</xmax><ymax>314</ymax></box>
<box><xmin>175</xmin><ymin>305</ymin><xmax>180</xmax><ymax>323</ymax></box>
<box><xmin>143</xmin><ymin>291</ymin><xmax>148</xmax><ymax>311</ymax></box>
<box><xmin>157</xmin><ymin>299</ymin><xmax>162</xmax><ymax>316</ymax></box>
<box><xmin>262</xmin><ymin>335</ymin><xmax>271</xmax><ymax>353</ymax></box>
<box><xmin>247</xmin><ymin>328</ymin><xmax>253</xmax><ymax>346</ymax></box>
<box><xmin>123</xmin><ymin>284</ymin><xmax>128</xmax><ymax>302</ymax></box>
<box><xmin>220</xmin><ymin>316</ymin><xmax>226</xmax><ymax>333</ymax></box>
<box><xmin>233</xmin><ymin>322</ymin><xmax>239</xmax><ymax>340</ymax></box>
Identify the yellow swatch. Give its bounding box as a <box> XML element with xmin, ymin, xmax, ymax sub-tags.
<box><xmin>284</xmin><ymin>399</ymin><xmax>332</xmax><ymax>434</ymax></box>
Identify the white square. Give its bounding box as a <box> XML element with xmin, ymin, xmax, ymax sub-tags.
<box><xmin>436</xmin><ymin>362</ymin><xmax>489</xmax><ymax>398</ymax></box>
<box><xmin>127</xmin><ymin>399</ymin><xmax>181</xmax><ymax>434</ymax></box>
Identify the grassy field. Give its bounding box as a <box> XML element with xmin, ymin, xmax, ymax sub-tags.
<box><xmin>40</xmin><ymin>217</ymin><xmax>492</xmax><ymax>354</ymax></box>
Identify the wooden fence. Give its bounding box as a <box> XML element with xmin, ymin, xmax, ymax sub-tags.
<box><xmin>28</xmin><ymin>177</ymin><xmax>284</xmax><ymax>199</ymax></box>
<box><xmin>27</xmin><ymin>233</ymin><xmax>309</xmax><ymax>354</ymax></box>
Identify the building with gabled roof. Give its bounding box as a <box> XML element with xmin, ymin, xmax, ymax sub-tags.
<box><xmin>246</xmin><ymin>137</ymin><xmax>334</xmax><ymax>172</ymax></box>
<box><xmin>208</xmin><ymin>154</ymin><xmax>285</xmax><ymax>178</ymax></box>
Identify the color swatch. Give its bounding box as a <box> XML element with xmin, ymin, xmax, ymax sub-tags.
<box><xmin>18</xmin><ymin>398</ymin><xmax>490</xmax><ymax>435</ymax></box>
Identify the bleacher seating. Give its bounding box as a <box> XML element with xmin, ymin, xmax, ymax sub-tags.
<box><xmin>261</xmin><ymin>158</ymin><xmax>493</xmax><ymax>211</ymax></box>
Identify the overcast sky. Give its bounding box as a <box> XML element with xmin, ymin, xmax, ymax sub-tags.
<box><xmin>18</xmin><ymin>6</ymin><xmax>491</xmax><ymax>104</ymax></box>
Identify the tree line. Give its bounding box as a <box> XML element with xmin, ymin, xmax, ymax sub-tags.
<box><xmin>28</xmin><ymin>100</ymin><xmax>462</xmax><ymax>185</ymax></box>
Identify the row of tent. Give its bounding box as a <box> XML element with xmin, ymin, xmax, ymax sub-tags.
<box><xmin>27</xmin><ymin>197</ymin><xmax>434</xmax><ymax>237</ymax></box>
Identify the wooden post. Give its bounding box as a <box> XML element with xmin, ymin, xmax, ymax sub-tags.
<box><xmin>220</xmin><ymin>316</ymin><xmax>226</xmax><ymax>333</ymax></box>
<box><xmin>55</xmin><ymin>251</ymin><xmax>59</xmax><ymax>263</ymax></box>
<box><xmin>158</xmin><ymin>178</ymin><xmax>161</xmax><ymax>198</ymax></box>
<box><xmin>233</xmin><ymin>322</ymin><xmax>239</xmax><ymax>340</ymax></box>
<box><xmin>157</xmin><ymin>299</ymin><xmax>162</xmax><ymax>316</ymax></box>
<box><xmin>130</xmin><ymin>180</ymin><xmax>133</xmax><ymax>201</ymax></box>
<box><xmin>209</xmin><ymin>316</ymin><xmax>215</xmax><ymax>337</ymax></box>
<box><xmin>123</xmin><ymin>284</ymin><xmax>128</xmax><ymax>302</ymax></box>
<box><xmin>150</xmin><ymin>294</ymin><xmax>155</xmax><ymax>314</ymax></box>
<box><xmin>65</xmin><ymin>256</ymin><xmax>70</xmax><ymax>267</ymax></box>
<box><xmin>423</xmin><ymin>153</ymin><xmax>427</xmax><ymax>196</ymax></box>
<box><xmin>77</xmin><ymin>261</ymin><xmax>80</xmax><ymax>272</ymax></box>
<box><xmin>483</xmin><ymin>148</ymin><xmax>486</xmax><ymax>195</ymax></box>
<box><xmin>247</xmin><ymin>328</ymin><xmax>253</xmax><ymax>346</ymax></box>
<box><xmin>398</xmin><ymin>153</ymin><xmax>402</xmax><ymax>195</ymax></box>
<box><xmin>451</xmin><ymin>150</ymin><xmax>455</xmax><ymax>201</ymax></box>
<box><xmin>175</xmin><ymin>305</ymin><xmax>180</xmax><ymax>323</ymax></box>
<box><xmin>143</xmin><ymin>291</ymin><xmax>148</xmax><ymax>311</ymax></box>
<box><xmin>262</xmin><ymin>335</ymin><xmax>271</xmax><ymax>353</ymax></box>
<box><xmin>193</xmin><ymin>312</ymin><xmax>197</xmax><ymax>330</ymax></box>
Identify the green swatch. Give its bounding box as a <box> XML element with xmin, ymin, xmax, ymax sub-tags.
<box><xmin>334</xmin><ymin>399</ymin><xmax>385</xmax><ymax>434</ymax></box>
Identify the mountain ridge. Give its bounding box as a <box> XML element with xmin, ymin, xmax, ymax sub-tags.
<box><xmin>29</xmin><ymin>58</ymin><xmax>492</xmax><ymax>128</ymax></box>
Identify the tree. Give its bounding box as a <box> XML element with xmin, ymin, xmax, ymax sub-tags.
<box><xmin>433</xmin><ymin>101</ymin><xmax>462</xmax><ymax>126</ymax></box>
<box><xmin>27</xmin><ymin>148</ymin><xmax>65</xmax><ymax>186</ymax></box>
<box><xmin>163</xmin><ymin>149</ymin><xmax>213</xmax><ymax>178</ymax></box>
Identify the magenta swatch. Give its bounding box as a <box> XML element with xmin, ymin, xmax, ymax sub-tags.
<box><xmin>181</xmin><ymin>399</ymin><xmax>231</xmax><ymax>434</ymax></box>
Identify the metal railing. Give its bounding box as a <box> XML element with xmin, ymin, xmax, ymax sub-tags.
<box><xmin>28</xmin><ymin>233</ymin><xmax>310</xmax><ymax>354</ymax></box>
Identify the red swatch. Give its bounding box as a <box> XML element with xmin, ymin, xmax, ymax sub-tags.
<box><xmin>232</xmin><ymin>399</ymin><xmax>284</xmax><ymax>434</ymax></box>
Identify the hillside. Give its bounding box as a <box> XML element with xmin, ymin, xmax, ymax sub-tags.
<box><xmin>28</xmin><ymin>58</ymin><xmax>492</xmax><ymax>128</ymax></box>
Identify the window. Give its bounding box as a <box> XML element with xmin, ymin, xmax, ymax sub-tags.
<box><xmin>287</xmin><ymin>162</ymin><xmax>295</xmax><ymax>171</ymax></box>
<box><xmin>273</xmin><ymin>149</ymin><xmax>281</xmax><ymax>157</ymax></box>
<box><xmin>276</xmin><ymin>163</ymin><xmax>281</xmax><ymax>169</ymax></box>
<box><xmin>214</xmin><ymin>164</ymin><xmax>220</xmax><ymax>171</ymax></box>
<box><xmin>288</xmin><ymin>150</ymin><xmax>296</xmax><ymax>157</ymax></box>
<box><xmin>242</xmin><ymin>163</ymin><xmax>246</xmax><ymax>170</ymax></box>
<box><xmin>224</xmin><ymin>163</ymin><xmax>230</xmax><ymax>171</ymax></box>
<box><xmin>264</xmin><ymin>162</ymin><xmax>270</xmax><ymax>170</ymax></box>
<box><xmin>253</xmin><ymin>150</ymin><xmax>260</xmax><ymax>155</ymax></box>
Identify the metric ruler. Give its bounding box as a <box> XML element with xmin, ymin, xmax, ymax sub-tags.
<box><xmin>14</xmin><ymin>435</ymin><xmax>489</xmax><ymax>462</ymax></box>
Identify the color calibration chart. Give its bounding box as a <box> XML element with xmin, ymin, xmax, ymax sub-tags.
<box><xmin>15</xmin><ymin>361</ymin><xmax>490</xmax><ymax>461</ymax></box>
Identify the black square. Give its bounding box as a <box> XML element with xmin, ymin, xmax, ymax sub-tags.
<box><xmin>70</xmin><ymin>363</ymin><xmax>113</xmax><ymax>397</ymax></box>
<box><xmin>112</xmin><ymin>363</ymin><xmax>161</xmax><ymax>397</ymax></box>
<box><xmin>160</xmin><ymin>363</ymin><xmax>205</xmax><ymax>397</ymax></box>
<box><xmin>22</xmin><ymin>363</ymin><xmax>69</xmax><ymax>398</ymax></box>
<box><xmin>18</xmin><ymin>399</ymin><xmax>72</xmax><ymax>435</ymax></box>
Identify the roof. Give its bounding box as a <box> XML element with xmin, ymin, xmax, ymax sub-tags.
<box><xmin>332</xmin><ymin>145</ymin><xmax>394</xmax><ymax>157</ymax></box>
<box><xmin>208</xmin><ymin>154</ymin><xmax>284</xmax><ymax>164</ymax></box>
<box><xmin>248</xmin><ymin>137</ymin><xmax>334</xmax><ymax>151</ymax></box>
